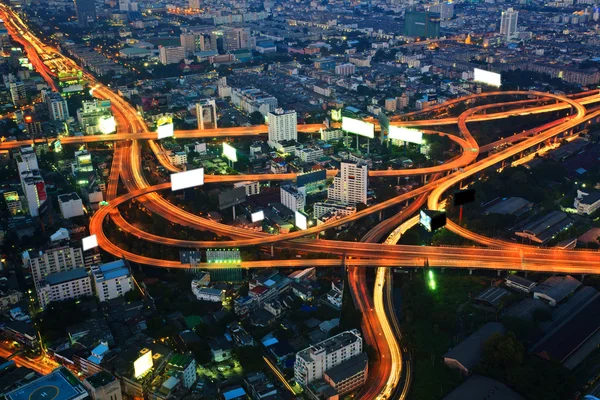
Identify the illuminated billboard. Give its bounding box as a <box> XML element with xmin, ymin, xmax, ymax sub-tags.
<box><xmin>156</xmin><ymin>115</ymin><xmax>174</xmax><ymax>139</ymax></box>
<box><xmin>419</xmin><ymin>210</ymin><xmax>446</xmax><ymax>232</ymax></box>
<box><xmin>222</xmin><ymin>142</ymin><xmax>238</xmax><ymax>162</ymax></box>
<box><xmin>170</xmin><ymin>168</ymin><xmax>205</xmax><ymax>191</ymax></box>
<box><xmin>388</xmin><ymin>126</ymin><xmax>424</xmax><ymax>144</ymax></box>
<box><xmin>473</xmin><ymin>68</ymin><xmax>501</xmax><ymax>87</ymax></box>
<box><xmin>331</xmin><ymin>109</ymin><xmax>342</xmax><ymax>122</ymax></box>
<box><xmin>342</xmin><ymin>117</ymin><xmax>374</xmax><ymax>139</ymax></box>
<box><xmin>295</xmin><ymin>211</ymin><xmax>308</xmax><ymax>230</ymax></box>
<box><xmin>82</xmin><ymin>235</ymin><xmax>98</xmax><ymax>251</ymax></box>
<box><xmin>99</xmin><ymin>116</ymin><xmax>116</xmax><ymax>134</ymax></box>
<box><xmin>134</xmin><ymin>350</ymin><xmax>153</xmax><ymax>378</ymax></box>
<box><xmin>251</xmin><ymin>210</ymin><xmax>264</xmax><ymax>223</ymax></box>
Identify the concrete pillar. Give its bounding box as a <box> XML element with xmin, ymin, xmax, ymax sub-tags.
<box><xmin>469</xmin><ymin>269</ymin><xmax>473</xmax><ymax>275</ymax></box>
<box><xmin>497</xmin><ymin>270</ymin><xmax>501</xmax><ymax>277</ymax></box>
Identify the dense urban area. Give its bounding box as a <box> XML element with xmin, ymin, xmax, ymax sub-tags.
<box><xmin>0</xmin><ymin>0</ymin><xmax>600</xmax><ymax>399</ymax></box>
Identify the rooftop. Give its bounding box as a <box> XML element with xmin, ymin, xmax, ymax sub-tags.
<box><xmin>94</xmin><ymin>260</ymin><xmax>130</xmax><ymax>282</ymax></box>
<box><xmin>443</xmin><ymin>322</ymin><xmax>505</xmax><ymax>371</ymax></box>
<box><xmin>85</xmin><ymin>371</ymin><xmax>116</xmax><ymax>389</ymax></box>
<box><xmin>534</xmin><ymin>275</ymin><xmax>581</xmax><ymax>303</ymax></box>
<box><xmin>298</xmin><ymin>329</ymin><xmax>361</xmax><ymax>362</ymax></box>
<box><xmin>58</xmin><ymin>193</ymin><xmax>81</xmax><ymax>202</ymax></box>
<box><xmin>44</xmin><ymin>268</ymin><xmax>88</xmax><ymax>286</ymax></box>
<box><xmin>443</xmin><ymin>375</ymin><xmax>524</xmax><ymax>400</ymax></box>
<box><xmin>324</xmin><ymin>353</ymin><xmax>368</xmax><ymax>383</ymax></box>
<box><xmin>4</xmin><ymin>368</ymin><xmax>87</xmax><ymax>400</ymax></box>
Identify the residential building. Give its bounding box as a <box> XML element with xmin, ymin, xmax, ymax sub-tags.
<box><xmin>231</xmin><ymin>88</ymin><xmax>278</xmax><ymax>116</ymax></box>
<box><xmin>233</xmin><ymin>181</ymin><xmax>260</xmax><ymax>196</ymax></box>
<box><xmin>574</xmin><ymin>190</ymin><xmax>600</xmax><ymax>215</ymax></box>
<box><xmin>45</xmin><ymin>92</ymin><xmax>70</xmax><ymax>121</ymax></box>
<box><xmin>296</xmin><ymin>146</ymin><xmax>323</xmax><ymax>163</ymax></box>
<box><xmin>294</xmin><ymin>329</ymin><xmax>363</xmax><ymax>386</ymax></box>
<box><xmin>322</xmin><ymin>353</ymin><xmax>368</xmax><ymax>396</ymax></box>
<box><xmin>9</xmin><ymin>81</ymin><xmax>26</xmax><ymax>106</ymax></box>
<box><xmin>159</xmin><ymin>46</ymin><xmax>185</xmax><ymax>65</ymax></box>
<box><xmin>37</xmin><ymin>268</ymin><xmax>93</xmax><ymax>309</ymax></box>
<box><xmin>505</xmin><ymin>275</ymin><xmax>536</xmax><ymax>293</ymax></box>
<box><xmin>23</xmin><ymin>243</ymin><xmax>84</xmax><ymax>291</ymax></box>
<box><xmin>196</xmin><ymin>99</ymin><xmax>218</xmax><ymax>130</ymax></box>
<box><xmin>429</xmin><ymin>2</ymin><xmax>454</xmax><ymax>20</ymax></box>
<box><xmin>268</xmin><ymin>109</ymin><xmax>297</xmax><ymax>147</ymax></box>
<box><xmin>327</xmin><ymin>162</ymin><xmax>368</xmax><ymax>205</ymax></box>
<box><xmin>500</xmin><ymin>8</ymin><xmax>518</xmax><ymax>40</ymax></box>
<box><xmin>281</xmin><ymin>184</ymin><xmax>305</xmax><ymax>212</ymax></box>
<box><xmin>167</xmin><ymin>353</ymin><xmax>196</xmax><ymax>389</ymax></box>
<box><xmin>335</xmin><ymin>63</ymin><xmax>355</xmax><ymax>76</ymax></box>
<box><xmin>16</xmin><ymin>146</ymin><xmax>46</xmax><ymax>217</ymax></box>
<box><xmin>74</xmin><ymin>0</ymin><xmax>96</xmax><ymax>27</ymax></box>
<box><xmin>169</xmin><ymin>151</ymin><xmax>187</xmax><ymax>166</ymax></box>
<box><xmin>92</xmin><ymin>259</ymin><xmax>133</xmax><ymax>302</ymax></box>
<box><xmin>313</xmin><ymin>202</ymin><xmax>356</xmax><ymax>219</ymax></box>
<box><xmin>192</xmin><ymin>287</ymin><xmax>224</xmax><ymax>302</ymax></box>
<box><xmin>58</xmin><ymin>193</ymin><xmax>84</xmax><ymax>219</ymax></box>
<box><xmin>1</xmin><ymin>320</ymin><xmax>38</xmax><ymax>349</ymax></box>
<box><xmin>77</xmin><ymin>99</ymin><xmax>113</xmax><ymax>134</ymax></box>
<box><xmin>84</xmin><ymin>371</ymin><xmax>123</xmax><ymax>400</ymax></box>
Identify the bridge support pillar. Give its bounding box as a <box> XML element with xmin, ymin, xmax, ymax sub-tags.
<box><xmin>441</xmin><ymin>268</ymin><xmax>445</xmax><ymax>273</ymax></box>
<box><xmin>469</xmin><ymin>269</ymin><xmax>473</xmax><ymax>275</ymax></box>
<box><xmin>582</xmin><ymin>274</ymin><xmax>586</xmax><ymax>281</ymax></box>
<box><xmin>497</xmin><ymin>270</ymin><xmax>502</xmax><ymax>277</ymax></box>
<box><xmin>271</xmin><ymin>245</ymin><xmax>274</xmax><ymax>258</ymax></box>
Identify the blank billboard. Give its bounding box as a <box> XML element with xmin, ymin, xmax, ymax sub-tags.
<box><xmin>453</xmin><ymin>188</ymin><xmax>476</xmax><ymax>206</ymax></box>
<box><xmin>251</xmin><ymin>210</ymin><xmax>264</xmax><ymax>223</ymax></box>
<box><xmin>134</xmin><ymin>350</ymin><xmax>153</xmax><ymax>378</ymax></box>
<box><xmin>295</xmin><ymin>211</ymin><xmax>308</xmax><ymax>230</ymax></box>
<box><xmin>82</xmin><ymin>235</ymin><xmax>98</xmax><ymax>251</ymax></box>
<box><xmin>222</xmin><ymin>142</ymin><xmax>238</xmax><ymax>162</ymax></box>
<box><xmin>171</xmin><ymin>168</ymin><xmax>205</xmax><ymax>191</ymax></box>
<box><xmin>388</xmin><ymin>126</ymin><xmax>424</xmax><ymax>144</ymax></box>
<box><xmin>219</xmin><ymin>187</ymin><xmax>247</xmax><ymax>210</ymax></box>
<box><xmin>342</xmin><ymin>117</ymin><xmax>375</xmax><ymax>139</ymax></box>
<box><xmin>157</xmin><ymin>123</ymin><xmax>174</xmax><ymax>139</ymax></box>
<box><xmin>474</xmin><ymin>68</ymin><xmax>501</xmax><ymax>87</ymax></box>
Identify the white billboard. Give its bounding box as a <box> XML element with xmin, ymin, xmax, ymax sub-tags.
<box><xmin>295</xmin><ymin>211</ymin><xmax>308</xmax><ymax>230</ymax></box>
<box><xmin>222</xmin><ymin>142</ymin><xmax>238</xmax><ymax>162</ymax></box>
<box><xmin>473</xmin><ymin>68</ymin><xmax>501</xmax><ymax>87</ymax></box>
<box><xmin>251</xmin><ymin>210</ymin><xmax>264</xmax><ymax>223</ymax></box>
<box><xmin>171</xmin><ymin>168</ymin><xmax>205</xmax><ymax>191</ymax></box>
<box><xmin>388</xmin><ymin>126</ymin><xmax>424</xmax><ymax>144</ymax></box>
<box><xmin>134</xmin><ymin>350</ymin><xmax>153</xmax><ymax>378</ymax></box>
<box><xmin>342</xmin><ymin>117</ymin><xmax>375</xmax><ymax>139</ymax></box>
<box><xmin>157</xmin><ymin>123</ymin><xmax>174</xmax><ymax>139</ymax></box>
<box><xmin>99</xmin><ymin>116</ymin><xmax>116</xmax><ymax>134</ymax></box>
<box><xmin>419</xmin><ymin>210</ymin><xmax>432</xmax><ymax>232</ymax></box>
<box><xmin>82</xmin><ymin>235</ymin><xmax>98</xmax><ymax>251</ymax></box>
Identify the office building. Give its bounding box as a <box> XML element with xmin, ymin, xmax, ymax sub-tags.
<box><xmin>294</xmin><ymin>329</ymin><xmax>363</xmax><ymax>386</ymax></box>
<box><xmin>92</xmin><ymin>259</ymin><xmax>133</xmax><ymax>302</ymax></box>
<box><xmin>84</xmin><ymin>371</ymin><xmax>123</xmax><ymax>400</ymax></box>
<box><xmin>45</xmin><ymin>92</ymin><xmax>70</xmax><ymax>121</ymax></box>
<box><xmin>37</xmin><ymin>267</ymin><xmax>93</xmax><ymax>309</ymax></box>
<box><xmin>58</xmin><ymin>193</ymin><xmax>84</xmax><ymax>219</ymax></box>
<box><xmin>196</xmin><ymin>99</ymin><xmax>218</xmax><ymax>130</ymax></box>
<box><xmin>328</xmin><ymin>162</ymin><xmax>368</xmax><ymax>205</ymax></box>
<box><xmin>74</xmin><ymin>0</ymin><xmax>97</xmax><ymax>27</ymax></box>
<box><xmin>77</xmin><ymin>99</ymin><xmax>113</xmax><ymax>134</ymax></box>
<box><xmin>233</xmin><ymin>181</ymin><xmax>260</xmax><ymax>196</ymax></box>
<box><xmin>223</xmin><ymin>27</ymin><xmax>254</xmax><ymax>51</ymax></box>
<box><xmin>16</xmin><ymin>146</ymin><xmax>46</xmax><ymax>217</ymax></box>
<box><xmin>574</xmin><ymin>190</ymin><xmax>600</xmax><ymax>215</ymax></box>
<box><xmin>159</xmin><ymin>46</ymin><xmax>185</xmax><ymax>65</ymax></box>
<box><xmin>280</xmin><ymin>184</ymin><xmax>305</xmax><ymax>212</ymax></box>
<box><xmin>500</xmin><ymin>8</ymin><xmax>518</xmax><ymax>40</ymax></box>
<box><xmin>404</xmin><ymin>10</ymin><xmax>440</xmax><ymax>38</ymax></box>
<box><xmin>429</xmin><ymin>1</ymin><xmax>454</xmax><ymax>20</ymax></box>
<box><xmin>268</xmin><ymin>109</ymin><xmax>297</xmax><ymax>147</ymax></box>
<box><xmin>23</xmin><ymin>243</ymin><xmax>84</xmax><ymax>292</ymax></box>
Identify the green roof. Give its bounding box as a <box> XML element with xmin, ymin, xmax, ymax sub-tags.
<box><xmin>184</xmin><ymin>315</ymin><xmax>202</xmax><ymax>329</ymax></box>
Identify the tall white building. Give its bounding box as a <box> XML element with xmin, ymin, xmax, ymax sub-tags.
<box><xmin>23</xmin><ymin>244</ymin><xmax>84</xmax><ymax>290</ymax></box>
<box><xmin>58</xmin><ymin>193</ymin><xmax>84</xmax><ymax>219</ymax></box>
<box><xmin>159</xmin><ymin>46</ymin><xmax>185</xmax><ymax>65</ymax></box>
<box><xmin>429</xmin><ymin>2</ymin><xmax>454</xmax><ymax>20</ymax></box>
<box><xmin>268</xmin><ymin>109</ymin><xmax>297</xmax><ymax>147</ymax></box>
<box><xmin>37</xmin><ymin>268</ymin><xmax>92</xmax><ymax>309</ymax></box>
<box><xmin>294</xmin><ymin>329</ymin><xmax>363</xmax><ymax>386</ymax></box>
<box><xmin>327</xmin><ymin>162</ymin><xmax>368</xmax><ymax>205</ymax></box>
<box><xmin>280</xmin><ymin>185</ymin><xmax>305</xmax><ymax>212</ymax></box>
<box><xmin>196</xmin><ymin>99</ymin><xmax>218</xmax><ymax>130</ymax></box>
<box><xmin>16</xmin><ymin>146</ymin><xmax>46</xmax><ymax>217</ymax></box>
<box><xmin>92</xmin><ymin>260</ymin><xmax>133</xmax><ymax>302</ymax></box>
<box><xmin>9</xmin><ymin>81</ymin><xmax>26</xmax><ymax>106</ymax></box>
<box><xmin>45</xmin><ymin>92</ymin><xmax>70</xmax><ymax>121</ymax></box>
<box><xmin>500</xmin><ymin>8</ymin><xmax>518</xmax><ymax>40</ymax></box>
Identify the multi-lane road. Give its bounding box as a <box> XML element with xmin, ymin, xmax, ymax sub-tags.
<box><xmin>4</xmin><ymin>4</ymin><xmax>600</xmax><ymax>398</ymax></box>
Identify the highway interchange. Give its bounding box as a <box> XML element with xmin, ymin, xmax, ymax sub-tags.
<box><xmin>2</xmin><ymin>4</ymin><xmax>600</xmax><ymax>398</ymax></box>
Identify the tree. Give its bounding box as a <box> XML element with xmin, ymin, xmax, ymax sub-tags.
<box><xmin>249</xmin><ymin>111</ymin><xmax>264</xmax><ymax>125</ymax></box>
<box><xmin>478</xmin><ymin>332</ymin><xmax>524</xmax><ymax>381</ymax></box>
<box><xmin>235</xmin><ymin>347</ymin><xmax>264</xmax><ymax>372</ymax></box>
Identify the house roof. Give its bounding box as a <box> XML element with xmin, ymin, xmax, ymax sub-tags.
<box><xmin>443</xmin><ymin>322</ymin><xmax>505</xmax><ymax>371</ymax></box>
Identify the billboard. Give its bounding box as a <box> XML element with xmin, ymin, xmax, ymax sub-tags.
<box><xmin>134</xmin><ymin>350</ymin><xmax>153</xmax><ymax>378</ymax></box>
<box><xmin>331</xmin><ymin>109</ymin><xmax>342</xmax><ymax>122</ymax></box>
<box><xmin>419</xmin><ymin>210</ymin><xmax>446</xmax><ymax>232</ymax></box>
<box><xmin>222</xmin><ymin>142</ymin><xmax>238</xmax><ymax>162</ymax></box>
<box><xmin>388</xmin><ymin>126</ymin><xmax>424</xmax><ymax>145</ymax></box>
<box><xmin>342</xmin><ymin>117</ymin><xmax>374</xmax><ymax>139</ymax></box>
<box><xmin>218</xmin><ymin>187</ymin><xmax>247</xmax><ymax>210</ymax></box>
<box><xmin>295</xmin><ymin>211</ymin><xmax>308</xmax><ymax>230</ymax></box>
<box><xmin>82</xmin><ymin>235</ymin><xmax>98</xmax><ymax>251</ymax></box>
<box><xmin>474</xmin><ymin>68</ymin><xmax>501</xmax><ymax>87</ymax></box>
<box><xmin>251</xmin><ymin>210</ymin><xmax>264</xmax><ymax>223</ymax></box>
<box><xmin>99</xmin><ymin>116</ymin><xmax>116</xmax><ymax>134</ymax></box>
<box><xmin>378</xmin><ymin>111</ymin><xmax>390</xmax><ymax>134</ymax></box>
<box><xmin>170</xmin><ymin>168</ymin><xmax>205</xmax><ymax>191</ymax></box>
<box><xmin>156</xmin><ymin>115</ymin><xmax>174</xmax><ymax>139</ymax></box>
<box><xmin>453</xmin><ymin>188</ymin><xmax>476</xmax><ymax>206</ymax></box>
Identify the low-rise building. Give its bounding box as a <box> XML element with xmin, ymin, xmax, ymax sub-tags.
<box><xmin>83</xmin><ymin>371</ymin><xmax>123</xmax><ymax>400</ymax></box>
<box><xmin>443</xmin><ymin>322</ymin><xmax>505</xmax><ymax>375</ymax></box>
<box><xmin>192</xmin><ymin>287</ymin><xmax>224</xmax><ymax>302</ymax></box>
<box><xmin>533</xmin><ymin>275</ymin><xmax>581</xmax><ymax>306</ymax></box>
<box><xmin>574</xmin><ymin>190</ymin><xmax>600</xmax><ymax>215</ymax></box>
<box><xmin>505</xmin><ymin>275</ymin><xmax>536</xmax><ymax>293</ymax></box>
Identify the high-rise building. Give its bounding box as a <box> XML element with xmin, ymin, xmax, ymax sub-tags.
<box><xmin>335</xmin><ymin>63</ymin><xmax>355</xmax><ymax>76</ymax></box>
<box><xmin>327</xmin><ymin>162</ymin><xmax>368</xmax><ymax>205</ymax></box>
<box><xmin>429</xmin><ymin>2</ymin><xmax>454</xmax><ymax>20</ymax></box>
<box><xmin>189</xmin><ymin>0</ymin><xmax>200</xmax><ymax>8</ymax></box>
<box><xmin>196</xmin><ymin>99</ymin><xmax>218</xmax><ymax>130</ymax></box>
<box><xmin>74</xmin><ymin>0</ymin><xmax>97</xmax><ymax>27</ymax></box>
<box><xmin>280</xmin><ymin>184</ymin><xmax>305</xmax><ymax>212</ymax></box>
<box><xmin>9</xmin><ymin>81</ymin><xmax>26</xmax><ymax>106</ymax></box>
<box><xmin>37</xmin><ymin>268</ymin><xmax>92</xmax><ymax>309</ymax></box>
<box><xmin>222</xmin><ymin>27</ymin><xmax>254</xmax><ymax>51</ymax></box>
<box><xmin>404</xmin><ymin>10</ymin><xmax>440</xmax><ymax>38</ymax></box>
<box><xmin>16</xmin><ymin>146</ymin><xmax>46</xmax><ymax>216</ymax></box>
<box><xmin>267</xmin><ymin>109</ymin><xmax>297</xmax><ymax>147</ymax></box>
<box><xmin>58</xmin><ymin>192</ymin><xmax>84</xmax><ymax>219</ymax></box>
<box><xmin>294</xmin><ymin>329</ymin><xmax>363</xmax><ymax>386</ymax></box>
<box><xmin>45</xmin><ymin>92</ymin><xmax>70</xmax><ymax>121</ymax></box>
<box><xmin>500</xmin><ymin>8</ymin><xmax>518</xmax><ymax>40</ymax></box>
<box><xmin>118</xmin><ymin>0</ymin><xmax>137</xmax><ymax>11</ymax></box>
<box><xmin>159</xmin><ymin>46</ymin><xmax>185</xmax><ymax>65</ymax></box>
<box><xmin>23</xmin><ymin>243</ymin><xmax>84</xmax><ymax>290</ymax></box>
